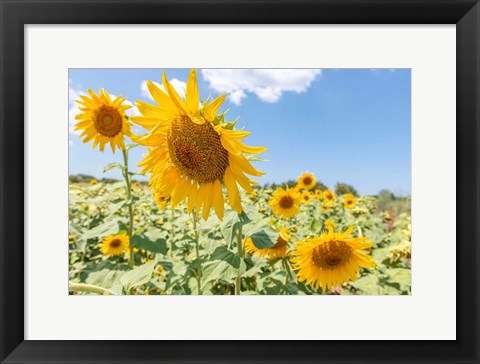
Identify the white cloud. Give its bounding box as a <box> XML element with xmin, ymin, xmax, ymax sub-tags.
<box><xmin>140</xmin><ymin>79</ymin><xmax>187</xmax><ymax>100</ymax></box>
<box><xmin>201</xmin><ymin>69</ymin><xmax>321</xmax><ymax>105</ymax></box>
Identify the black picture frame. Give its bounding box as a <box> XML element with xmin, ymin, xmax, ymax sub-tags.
<box><xmin>1</xmin><ymin>0</ymin><xmax>478</xmax><ymax>363</ymax></box>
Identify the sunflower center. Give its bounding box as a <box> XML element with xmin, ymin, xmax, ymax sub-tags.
<box><xmin>110</xmin><ymin>239</ymin><xmax>122</xmax><ymax>248</ymax></box>
<box><xmin>167</xmin><ymin>116</ymin><xmax>229</xmax><ymax>183</ymax></box>
<box><xmin>303</xmin><ymin>176</ymin><xmax>312</xmax><ymax>185</ymax></box>
<box><xmin>279</xmin><ymin>195</ymin><xmax>294</xmax><ymax>209</ymax></box>
<box><xmin>312</xmin><ymin>240</ymin><xmax>352</xmax><ymax>269</ymax></box>
<box><xmin>93</xmin><ymin>106</ymin><xmax>123</xmax><ymax>137</ymax></box>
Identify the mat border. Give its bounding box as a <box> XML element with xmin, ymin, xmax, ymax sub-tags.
<box><xmin>1</xmin><ymin>0</ymin><xmax>479</xmax><ymax>363</ymax></box>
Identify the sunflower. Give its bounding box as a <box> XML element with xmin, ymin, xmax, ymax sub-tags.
<box><xmin>133</xmin><ymin>181</ymin><xmax>141</xmax><ymax>188</ymax></box>
<box><xmin>68</xmin><ymin>234</ymin><xmax>76</xmax><ymax>245</ymax></box>
<box><xmin>154</xmin><ymin>191</ymin><xmax>168</xmax><ymax>210</ymax></box>
<box><xmin>100</xmin><ymin>233</ymin><xmax>130</xmax><ymax>256</ymax></box>
<box><xmin>269</xmin><ymin>186</ymin><xmax>301</xmax><ymax>219</ymax></box>
<box><xmin>297</xmin><ymin>172</ymin><xmax>316</xmax><ymax>191</ymax></box>
<box><xmin>290</xmin><ymin>225</ymin><xmax>374</xmax><ymax>291</ymax></box>
<box><xmin>323</xmin><ymin>189</ymin><xmax>335</xmax><ymax>202</ymax></box>
<box><xmin>74</xmin><ymin>89</ymin><xmax>132</xmax><ymax>153</ymax></box>
<box><xmin>131</xmin><ymin>70</ymin><xmax>266</xmax><ymax>221</ymax></box>
<box><xmin>343</xmin><ymin>193</ymin><xmax>356</xmax><ymax>209</ymax></box>
<box><xmin>245</xmin><ymin>228</ymin><xmax>291</xmax><ymax>259</ymax></box>
<box><xmin>301</xmin><ymin>191</ymin><xmax>312</xmax><ymax>204</ymax></box>
<box><xmin>314</xmin><ymin>189</ymin><xmax>324</xmax><ymax>200</ymax></box>
<box><xmin>321</xmin><ymin>203</ymin><xmax>331</xmax><ymax>212</ymax></box>
<box><xmin>90</xmin><ymin>179</ymin><xmax>99</xmax><ymax>186</ymax></box>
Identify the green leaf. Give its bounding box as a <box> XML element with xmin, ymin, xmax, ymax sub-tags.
<box><xmin>131</xmin><ymin>230</ymin><xmax>168</xmax><ymax>254</ymax></box>
<box><xmin>103</xmin><ymin>163</ymin><xmax>123</xmax><ymax>173</ymax></box>
<box><xmin>82</xmin><ymin>219</ymin><xmax>121</xmax><ymax>240</ymax></box>
<box><xmin>249</xmin><ymin>228</ymin><xmax>276</xmax><ymax>249</ymax></box>
<box><xmin>220</xmin><ymin>211</ymin><xmax>251</xmax><ymax>245</ymax></box>
<box><xmin>120</xmin><ymin>260</ymin><xmax>156</xmax><ymax>292</ymax></box>
<box><xmin>386</xmin><ymin>268</ymin><xmax>411</xmax><ymax>291</ymax></box>
<box><xmin>84</xmin><ymin>261</ymin><xmax>129</xmax><ymax>295</ymax></box>
<box><xmin>202</xmin><ymin>246</ymin><xmax>246</xmax><ymax>285</ymax></box>
<box><xmin>352</xmin><ymin>274</ymin><xmax>381</xmax><ymax>294</ymax></box>
<box><xmin>108</xmin><ymin>199</ymin><xmax>126</xmax><ymax>215</ymax></box>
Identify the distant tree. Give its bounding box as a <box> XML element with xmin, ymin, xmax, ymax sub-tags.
<box><xmin>378</xmin><ymin>189</ymin><xmax>395</xmax><ymax>200</ymax></box>
<box><xmin>335</xmin><ymin>182</ymin><xmax>358</xmax><ymax>196</ymax></box>
<box><xmin>264</xmin><ymin>179</ymin><xmax>328</xmax><ymax>191</ymax></box>
<box><xmin>314</xmin><ymin>181</ymin><xmax>328</xmax><ymax>191</ymax></box>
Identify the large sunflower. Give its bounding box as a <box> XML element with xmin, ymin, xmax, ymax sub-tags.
<box><xmin>269</xmin><ymin>186</ymin><xmax>301</xmax><ymax>219</ymax></box>
<box><xmin>75</xmin><ymin>89</ymin><xmax>132</xmax><ymax>152</ymax></box>
<box><xmin>290</xmin><ymin>224</ymin><xmax>374</xmax><ymax>291</ymax></box>
<box><xmin>132</xmin><ymin>70</ymin><xmax>266</xmax><ymax>221</ymax></box>
<box><xmin>245</xmin><ymin>228</ymin><xmax>291</xmax><ymax>259</ymax></box>
<box><xmin>100</xmin><ymin>233</ymin><xmax>130</xmax><ymax>256</ymax></box>
<box><xmin>297</xmin><ymin>172</ymin><xmax>316</xmax><ymax>191</ymax></box>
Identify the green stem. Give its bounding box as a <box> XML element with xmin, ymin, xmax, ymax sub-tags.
<box><xmin>235</xmin><ymin>225</ymin><xmax>244</xmax><ymax>295</ymax></box>
<box><xmin>69</xmin><ymin>282</ymin><xmax>115</xmax><ymax>295</ymax></box>
<box><xmin>192</xmin><ymin>212</ymin><xmax>202</xmax><ymax>294</ymax></box>
<box><xmin>170</xmin><ymin>208</ymin><xmax>175</xmax><ymax>257</ymax></box>
<box><xmin>122</xmin><ymin>149</ymin><xmax>135</xmax><ymax>269</ymax></box>
<box><xmin>282</xmin><ymin>258</ymin><xmax>290</xmax><ymax>294</ymax></box>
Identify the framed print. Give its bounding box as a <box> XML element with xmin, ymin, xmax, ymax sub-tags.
<box><xmin>1</xmin><ymin>0</ymin><xmax>479</xmax><ymax>363</ymax></box>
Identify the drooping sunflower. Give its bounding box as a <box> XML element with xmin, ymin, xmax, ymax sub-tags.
<box><xmin>269</xmin><ymin>186</ymin><xmax>301</xmax><ymax>219</ymax></box>
<box><xmin>245</xmin><ymin>228</ymin><xmax>291</xmax><ymax>259</ymax></box>
<box><xmin>297</xmin><ymin>172</ymin><xmax>316</xmax><ymax>191</ymax></box>
<box><xmin>100</xmin><ymin>233</ymin><xmax>130</xmax><ymax>256</ymax></box>
<box><xmin>343</xmin><ymin>193</ymin><xmax>356</xmax><ymax>209</ymax></box>
<box><xmin>290</xmin><ymin>225</ymin><xmax>374</xmax><ymax>291</ymax></box>
<box><xmin>75</xmin><ymin>89</ymin><xmax>132</xmax><ymax>153</ymax></box>
<box><xmin>301</xmin><ymin>191</ymin><xmax>312</xmax><ymax>204</ymax></box>
<box><xmin>131</xmin><ymin>70</ymin><xmax>266</xmax><ymax>221</ymax></box>
<box><xmin>314</xmin><ymin>189</ymin><xmax>324</xmax><ymax>200</ymax></box>
<box><xmin>323</xmin><ymin>189</ymin><xmax>335</xmax><ymax>202</ymax></box>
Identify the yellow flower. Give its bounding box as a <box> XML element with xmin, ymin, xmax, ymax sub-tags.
<box><xmin>269</xmin><ymin>186</ymin><xmax>301</xmax><ymax>219</ymax></box>
<box><xmin>245</xmin><ymin>228</ymin><xmax>291</xmax><ymax>259</ymax></box>
<box><xmin>269</xmin><ymin>217</ymin><xmax>276</xmax><ymax>226</ymax></box>
<box><xmin>132</xmin><ymin>69</ymin><xmax>266</xmax><ymax>221</ymax></box>
<box><xmin>321</xmin><ymin>203</ymin><xmax>331</xmax><ymax>212</ymax></box>
<box><xmin>100</xmin><ymin>233</ymin><xmax>130</xmax><ymax>256</ymax></box>
<box><xmin>90</xmin><ymin>179</ymin><xmax>99</xmax><ymax>185</ymax></box>
<box><xmin>323</xmin><ymin>189</ymin><xmax>335</xmax><ymax>202</ymax></box>
<box><xmin>297</xmin><ymin>172</ymin><xmax>316</xmax><ymax>191</ymax></box>
<box><xmin>74</xmin><ymin>89</ymin><xmax>132</xmax><ymax>153</ymax></box>
<box><xmin>290</xmin><ymin>225</ymin><xmax>374</xmax><ymax>291</ymax></box>
<box><xmin>314</xmin><ymin>189</ymin><xmax>324</xmax><ymax>200</ymax></box>
<box><xmin>301</xmin><ymin>191</ymin><xmax>312</xmax><ymax>204</ymax></box>
<box><xmin>133</xmin><ymin>181</ymin><xmax>141</xmax><ymax>188</ymax></box>
<box><xmin>343</xmin><ymin>193</ymin><xmax>356</xmax><ymax>209</ymax></box>
<box><xmin>154</xmin><ymin>191</ymin><xmax>168</xmax><ymax>210</ymax></box>
<box><xmin>68</xmin><ymin>234</ymin><xmax>76</xmax><ymax>245</ymax></box>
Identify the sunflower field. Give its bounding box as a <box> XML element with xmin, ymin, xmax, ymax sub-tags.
<box><xmin>69</xmin><ymin>69</ymin><xmax>411</xmax><ymax>295</ymax></box>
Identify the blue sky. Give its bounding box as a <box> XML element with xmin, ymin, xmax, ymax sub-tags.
<box><xmin>69</xmin><ymin>69</ymin><xmax>411</xmax><ymax>196</ymax></box>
